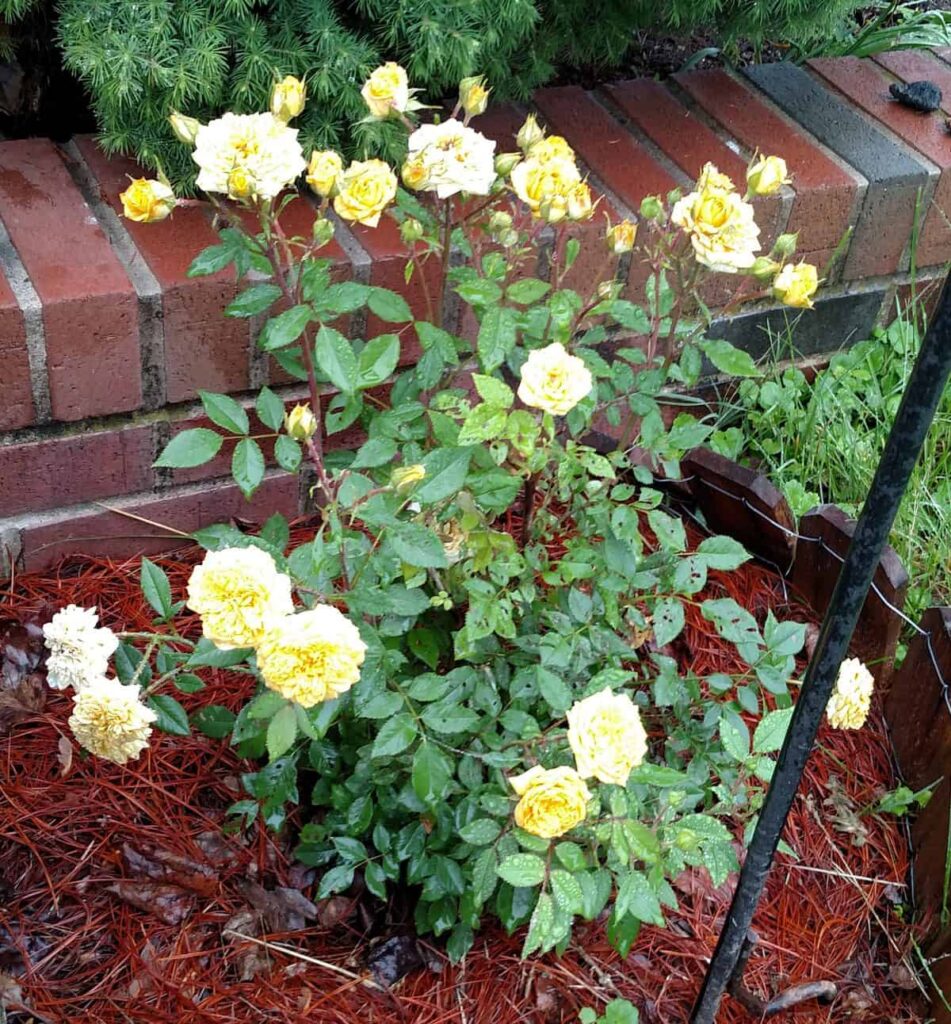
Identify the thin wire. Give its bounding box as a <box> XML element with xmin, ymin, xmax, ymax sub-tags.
<box><xmin>680</xmin><ymin>474</ymin><xmax>951</xmax><ymax>713</ymax></box>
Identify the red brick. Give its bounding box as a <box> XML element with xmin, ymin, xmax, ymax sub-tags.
<box><xmin>0</xmin><ymin>424</ymin><xmax>155</xmax><ymax>517</ymax></box>
<box><xmin>75</xmin><ymin>137</ymin><xmax>250</xmax><ymax>405</ymax></box>
<box><xmin>604</xmin><ymin>78</ymin><xmax>786</xmax><ymax>247</ymax></box>
<box><xmin>19</xmin><ymin>472</ymin><xmax>300</xmax><ymax>572</ymax></box>
<box><xmin>0</xmin><ymin>139</ymin><xmax>141</xmax><ymax>420</ymax></box>
<box><xmin>809</xmin><ymin>57</ymin><xmax>951</xmax><ymax>267</ymax></box>
<box><xmin>873</xmin><ymin>49</ymin><xmax>951</xmax><ymax>99</ymax></box>
<box><xmin>0</xmin><ymin>268</ymin><xmax>32</xmax><ymax>430</ymax></box>
<box><xmin>534</xmin><ymin>86</ymin><xmax>681</xmax><ymax>212</ymax></box>
<box><xmin>675</xmin><ymin>69</ymin><xmax>858</xmax><ymax>268</ymax></box>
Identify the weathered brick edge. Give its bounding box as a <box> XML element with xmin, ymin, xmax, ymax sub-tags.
<box><xmin>2</xmin><ymin>54</ymin><xmax>950</xmax><ymax>574</ymax></box>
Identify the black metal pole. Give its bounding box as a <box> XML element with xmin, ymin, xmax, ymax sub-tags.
<box><xmin>690</xmin><ymin>277</ymin><xmax>951</xmax><ymax>1024</ymax></box>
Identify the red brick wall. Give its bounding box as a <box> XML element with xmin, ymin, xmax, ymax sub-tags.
<box><xmin>2</xmin><ymin>54</ymin><xmax>949</xmax><ymax>574</ymax></box>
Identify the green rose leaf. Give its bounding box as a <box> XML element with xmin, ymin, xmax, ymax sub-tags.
<box><xmin>255</xmin><ymin>386</ymin><xmax>286</xmax><ymax>431</ymax></box>
<box><xmin>497</xmin><ymin>853</ymin><xmax>546</xmax><ymax>887</ymax></box>
<box><xmin>701</xmin><ymin>339</ymin><xmax>761</xmax><ymax>378</ymax></box>
<box><xmin>315</xmin><ymin>324</ymin><xmax>359</xmax><ymax>392</ymax></box>
<box><xmin>388</xmin><ymin>522</ymin><xmax>448</xmax><ymax>568</ymax></box>
<box><xmin>225</xmin><ymin>282</ymin><xmax>282</xmax><ymax>318</ymax></box>
<box><xmin>258</xmin><ymin>304</ymin><xmax>313</xmax><ymax>352</ymax></box>
<box><xmin>359</xmin><ymin>333</ymin><xmax>401</xmax><ymax>387</ymax></box>
<box><xmin>154</xmin><ymin>428</ymin><xmax>222</xmax><ymax>469</ymax></box>
<box><xmin>192</xmin><ymin>704</ymin><xmax>236</xmax><ymax>738</ymax></box>
<box><xmin>199</xmin><ymin>390</ymin><xmax>249</xmax><ymax>435</ymax></box>
<box><xmin>368</xmin><ymin>287</ymin><xmax>413</xmax><ymax>322</ymax></box>
<box><xmin>372</xmin><ymin>712</ymin><xmax>419</xmax><ymax>758</ymax></box>
<box><xmin>478</xmin><ymin>305</ymin><xmax>518</xmax><ymax>372</ymax></box>
<box><xmin>140</xmin><ymin>557</ymin><xmax>173</xmax><ymax>618</ymax></box>
<box><xmin>231</xmin><ymin>437</ymin><xmax>265</xmax><ymax>498</ymax></box>
<box><xmin>148</xmin><ymin>694</ymin><xmax>190</xmax><ymax>736</ymax></box>
<box><xmin>752</xmin><ymin>707</ymin><xmax>794</xmax><ymax>754</ymax></box>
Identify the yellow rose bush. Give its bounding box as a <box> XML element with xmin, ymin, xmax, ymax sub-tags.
<box><xmin>81</xmin><ymin>65</ymin><xmax>824</xmax><ymax>962</ymax></box>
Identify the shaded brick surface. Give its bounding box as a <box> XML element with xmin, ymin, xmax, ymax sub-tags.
<box><xmin>743</xmin><ymin>62</ymin><xmax>934</xmax><ymax>278</ymax></box>
<box><xmin>0</xmin><ymin>268</ymin><xmax>32</xmax><ymax>430</ymax></box>
<box><xmin>0</xmin><ymin>139</ymin><xmax>141</xmax><ymax>420</ymax></box>
<box><xmin>0</xmin><ymin>424</ymin><xmax>156</xmax><ymax>516</ymax></box>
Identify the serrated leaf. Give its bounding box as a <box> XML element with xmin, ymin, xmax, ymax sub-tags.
<box><xmin>478</xmin><ymin>305</ymin><xmax>518</xmax><ymax>372</ymax></box>
<box><xmin>232</xmin><ymin>438</ymin><xmax>265</xmax><ymax>498</ymax></box>
<box><xmin>359</xmin><ymin>333</ymin><xmax>401</xmax><ymax>386</ymax></box>
<box><xmin>415</xmin><ymin>447</ymin><xmax>472</xmax><ymax>503</ymax></box>
<box><xmin>192</xmin><ymin>704</ymin><xmax>235</xmax><ymax>738</ymax></box>
<box><xmin>255</xmin><ymin>386</ymin><xmax>285</xmax><ymax>431</ymax></box>
<box><xmin>368</xmin><ymin>287</ymin><xmax>413</xmax><ymax>322</ymax></box>
<box><xmin>696</xmin><ymin>536</ymin><xmax>750</xmax><ymax>570</ymax></box>
<box><xmin>497</xmin><ymin>853</ymin><xmax>546</xmax><ymax>887</ymax></box>
<box><xmin>550</xmin><ymin>870</ymin><xmax>584</xmax><ymax>915</ymax></box>
<box><xmin>506</xmin><ymin>278</ymin><xmax>550</xmax><ymax>305</ymax></box>
<box><xmin>412</xmin><ymin>741</ymin><xmax>451</xmax><ymax>804</ymax></box>
<box><xmin>702</xmin><ymin>338</ymin><xmax>761</xmax><ymax>378</ymax></box>
<box><xmin>258</xmin><ymin>304</ymin><xmax>313</xmax><ymax>351</ymax></box>
<box><xmin>372</xmin><ymin>713</ymin><xmax>418</xmax><ymax>758</ymax></box>
<box><xmin>472</xmin><ymin>373</ymin><xmax>514</xmax><ymax>408</ymax></box>
<box><xmin>154</xmin><ymin>428</ymin><xmax>222</xmax><ymax>469</ymax></box>
<box><xmin>140</xmin><ymin>557</ymin><xmax>172</xmax><ymax>618</ymax></box>
<box><xmin>752</xmin><ymin>707</ymin><xmax>794</xmax><ymax>753</ymax></box>
<box><xmin>266</xmin><ymin>703</ymin><xmax>298</xmax><ymax>760</ymax></box>
<box><xmin>315</xmin><ymin>324</ymin><xmax>359</xmax><ymax>392</ymax></box>
<box><xmin>225</xmin><ymin>282</ymin><xmax>282</xmax><ymax>318</ymax></box>
<box><xmin>652</xmin><ymin>597</ymin><xmax>685</xmax><ymax>646</ymax></box>
<box><xmin>420</xmin><ymin>701</ymin><xmax>480</xmax><ymax>734</ymax></box>
<box><xmin>388</xmin><ymin>522</ymin><xmax>448</xmax><ymax>568</ymax></box>
<box><xmin>148</xmin><ymin>694</ymin><xmax>190</xmax><ymax>736</ymax></box>
<box><xmin>199</xmin><ymin>390</ymin><xmax>249</xmax><ymax>435</ymax></box>
<box><xmin>459</xmin><ymin>819</ymin><xmax>502</xmax><ymax>845</ymax></box>
<box><xmin>274</xmin><ymin>435</ymin><xmax>302</xmax><ymax>472</ymax></box>
<box><xmin>523</xmin><ymin>891</ymin><xmax>553</xmax><ymax>955</ymax></box>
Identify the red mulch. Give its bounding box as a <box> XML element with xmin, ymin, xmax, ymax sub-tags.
<box><xmin>0</xmin><ymin>522</ymin><xmax>930</xmax><ymax>1023</ymax></box>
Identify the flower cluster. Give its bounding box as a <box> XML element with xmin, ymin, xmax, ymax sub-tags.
<box><xmin>509</xmin><ymin>688</ymin><xmax>648</xmax><ymax>838</ymax></box>
<box><xmin>826</xmin><ymin>657</ymin><xmax>874</xmax><ymax>730</ymax></box>
<box><xmin>43</xmin><ymin>604</ymin><xmax>156</xmax><ymax>765</ymax></box>
<box><xmin>186</xmin><ymin>547</ymin><xmax>367</xmax><ymax>708</ymax></box>
<box><xmin>43</xmin><ymin>604</ymin><xmax>118</xmax><ymax>691</ymax></box>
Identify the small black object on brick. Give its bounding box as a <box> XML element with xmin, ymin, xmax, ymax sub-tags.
<box><xmin>889</xmin><ymin>80</ymin><xmax>942</xmax><ymax>113</ymax></box>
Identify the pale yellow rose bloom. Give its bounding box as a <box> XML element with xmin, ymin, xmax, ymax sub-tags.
<box><xmin>168</xmin><ymin>111</ymin><xmax>202</xmax><ymax>146</ymax></box>
<box><xmin>826</xmin><ymin>657</ymin><xmax>874</xmax><ymax>730</ymax></box>
<box><xmin>567</xmin><ymin>180</ymin><xmax>594</xmax><ymax>221</ymax></box>
<box><xmin>516</xmin><ymin>112</ymin><xmax>545</xmax><ymax>152</ymax></box>
<box><xmin>306</xmin><ymin>149</ymin><xmax>343</xmax><ymax>198</ymax></box>
<box><xmin>510</xmin><ymin>154</ymin><xmax>581</xmax><ymax>220</ymax></box>
<box><xmin>362</xmin><ymin>62</ymin><xmax>409</xmax><ymax>119</ymax></box>
<box><xmin>271</xmin><ymin>75</ymin><xmax>306</xmax><ymax>121</ymax></box>
<box><xmin>186</xmin><ymin>547</ymin><xmax>294</xmax><ymax>650</ymax></box>
<box><xmin>401</xmin><ymin>154</ymin><xmax>431</xmax><ymax>191</ymax></box>
<box><xmin>284</xmin><ymin>403</ymin><xmax>317</xmax><ymax>440</ymax></box>
<box><xmin>695</xmin><ymin>162</ymin><xmax>735</xmax><ymax>193</ymax></box>
<box><xmin>671</xmin><ymin>186</ymin><xmax>760</xmax><ymax>272</ymax></box>
<box><xmin>391</xmin><ymin>464</ymin><xmax>427</xmax><ymax>491</ymax></box>
<box><xmin>510</xmin><ymin>765</ymin><xmax>591</xmax><ymax>839</ymax></box>
<box><xmin>606</xmin><ymin>219</ymin><xmax>638</xmax><ymax>254</ymax></box>
<box><xmin>530</xmin><ymin>134</ymin><xmax>576</xmax><ymax>164</ymax></box>
<box><xmin>256</xmin><ymin>606</ymin><xmax>367</xmax><ymax>708</ymax></box>
<box><xmin>119</xmin><ymin>178</ymin><xmax>176</xmax><ymax>223</ymax></box>
<box><xmin>517</xmin><ymin>342</ymin><xmax>593</xmax><ymax>416</ymax></box>
<box><xmin>334</xmin><ymin>159</ymin><xmax>398</xmax><ymax>228</ymax></box>
<box><xmin>459</xmin><ymin>75</ymin><xmax>490</xmax><ymax>117</ymax></box>
<box><xmin>227</xmin><ymin>166</ymin><xmax>256</xmax><ymax>199</ymax></box>
<box><xmin>747</xmin><ymin>154</ymin><xmax>791</xmax><ymax>196</ymax></box>
<box><xmin>773</xmin><ymin>261</ymin><xmax>818</xmax><ymax>309</ymax></box>
<box><xmin>567</xmin><ymin>687</ymin><xmax>648</xmax><ymax>786</ymax></box>
<box><xmin>68</xmin><ymin>677</ymin><xmax>156</xmax><ymax>765</ymax></box>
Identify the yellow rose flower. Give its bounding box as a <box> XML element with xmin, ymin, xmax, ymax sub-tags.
<box><xmin>517</xmin><ymin>342</ymin><xmax>593</xmax><ymax>416</ymax></box>
<box><xmin>606</xmin><ymin>219</ymin><xmax>638</xmax><ymax>254</ymax></box>
<box><xmin>333</xmin><ymin>158</ymin><xmax>398</xmax><ymax>228</ymax></box>
<box><xmin>391</xmin><ymin>464</ymin><xmax>427</xmax><ymax>491</ymax></box>
<box><xmin>361</xmin><ymin>62</ymin><xmax>409</xmax><ymax>119</ymax></box>
<box><xmin>510</xmin><ymin>765</ymin><xmax>590</xmax><ymax>839</ymax></box>
<box><xmin>516</xmin><ymin>113</ymin><xmax>545</xmax><ymax>152</ymax></box>
<box><xmin>567</xmin><ymin>180</ymin><xmax>594</xmax><ymax>221</ymax></box>
<box><xmin>826</xmin><ymin>657</ymin><xmax>874</xmax><ymax>730</ymax></box>
<box><xmin>186</xmin><ymin>546</ymin><xmax>294</xmax><ymax>650</ymax></box>
<box><xmin>567</xmin><ymin>687</ymin><xmax>648</xmax><ymax>786</ymax></box>
<box><xmin>119</xmin><ymin>178</ymin><xmax>176</xmax><ymax>223</ymax></box>
<box><xmin>306</xmin><ymin>149</ymin><xmax>343</xmax><ymax>198</ymax></box>
<box><xmin>695</xmin><ymin>162</ymin><xmax>735</xmax><ymax>193</ymax></box>
<box><xmin>671</xmin><ymin>186</ymin><xmax>760</xmax><ymax>272</ymax></box>
<box><xmin>271</xmin><ymin>75</ymin><xmax>306</xmax><ymax>121</ymax></box>
<box><xmin>256</xmin><ymin>606</ymin><xmax>367</xmax><ymax>708</ymax></box>
<box><xmin>68</xmin><ymin>677</ymin><xmax>156</xmax><ymax>765</ymax></box>
<box><xmin>227</xmin><ymin>165</ymin><xmax>256</xmax><ymax>200</ymax></box>
<box><xmin>401</xmin><ymin>154</ymin><xmax>431</xmax><ymax>191</ymax></box>
<box><xmin>747</xmin><ymin>154</ymin><xmax>791</xmax><ymax>196</ymax></box>
<box><xmin>459</xmin><ymin>75</ymin><xmax>490</xmax><ymax>117</ymax></box>
<box><xmin>168</xmin><ymin>111</ymin><xmax>202</xmax><ymax>146</ymax></box>
<box><xmin>284</xmin><ymin>403</ymin><xmax>317</xmax><ymax>440</ymax></box>
<box><xmin>773</xmin><ymin>261</ymin><xmax>818</xmax><ymax>309</ymax></box>
<box><xmin>530</xmin><ymin>135</ymin><xmax>576</xmax><ymax>164</ymax></box>
<box><xmin>510</xmin><ymin>154</ymin><xmax>581</xmax><ymax>221</ymax></box>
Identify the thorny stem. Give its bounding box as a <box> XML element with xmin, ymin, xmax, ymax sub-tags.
<box><xmin>519</xmin><ymin>473</ymin><xmax>539</xmax><ymax>549</ymax></box>
<box><xmin>436</xmin><ymin>198</ymin><xmax>453</xmax><ymax>328</ymax></box>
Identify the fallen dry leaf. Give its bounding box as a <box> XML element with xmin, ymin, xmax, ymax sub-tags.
<box><xmin>367</xmin><ymin>934</ymin><xmax>425</xmax><ymax>988</ymax></box>
<box><xmin>57</xmin><ymin>734</ymin><xmax>73</xmax><ymax>775</ymax></box>
<box><xmin>237</xmin><ymin>881</ymin><xmax>318</xmax><ymax>933</ymax></box>
<box><xmin>106</xmin><ymin>880</ymin><xmax>194</xmax><ymax>925</ymax></box>
<box><xmin>121</xmin><ymin>842</ymin><xmax>217</xmax><ymax>896</ymax></box>
<box><xmin>223</xmin><ymin>910</ymin><xmax>270</xmax><ymax>981</ymax></box>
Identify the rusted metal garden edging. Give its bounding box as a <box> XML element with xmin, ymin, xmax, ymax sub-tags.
<box><xmin>675</xmin><ymin>420</ymin><xmax>950</xmax><ymax>1016</ymax></box>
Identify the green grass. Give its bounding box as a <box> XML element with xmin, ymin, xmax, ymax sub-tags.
<box><xmin>712</xmin><ymin>295</ymin><xmax>951</xmax><ymax>624</ymax></box>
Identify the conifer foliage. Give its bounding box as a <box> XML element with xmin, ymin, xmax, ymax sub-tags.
<box><xmin>2</xmin><ymin>0</ymin><xmax>861</xmax><ymax>190</ymax></box>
